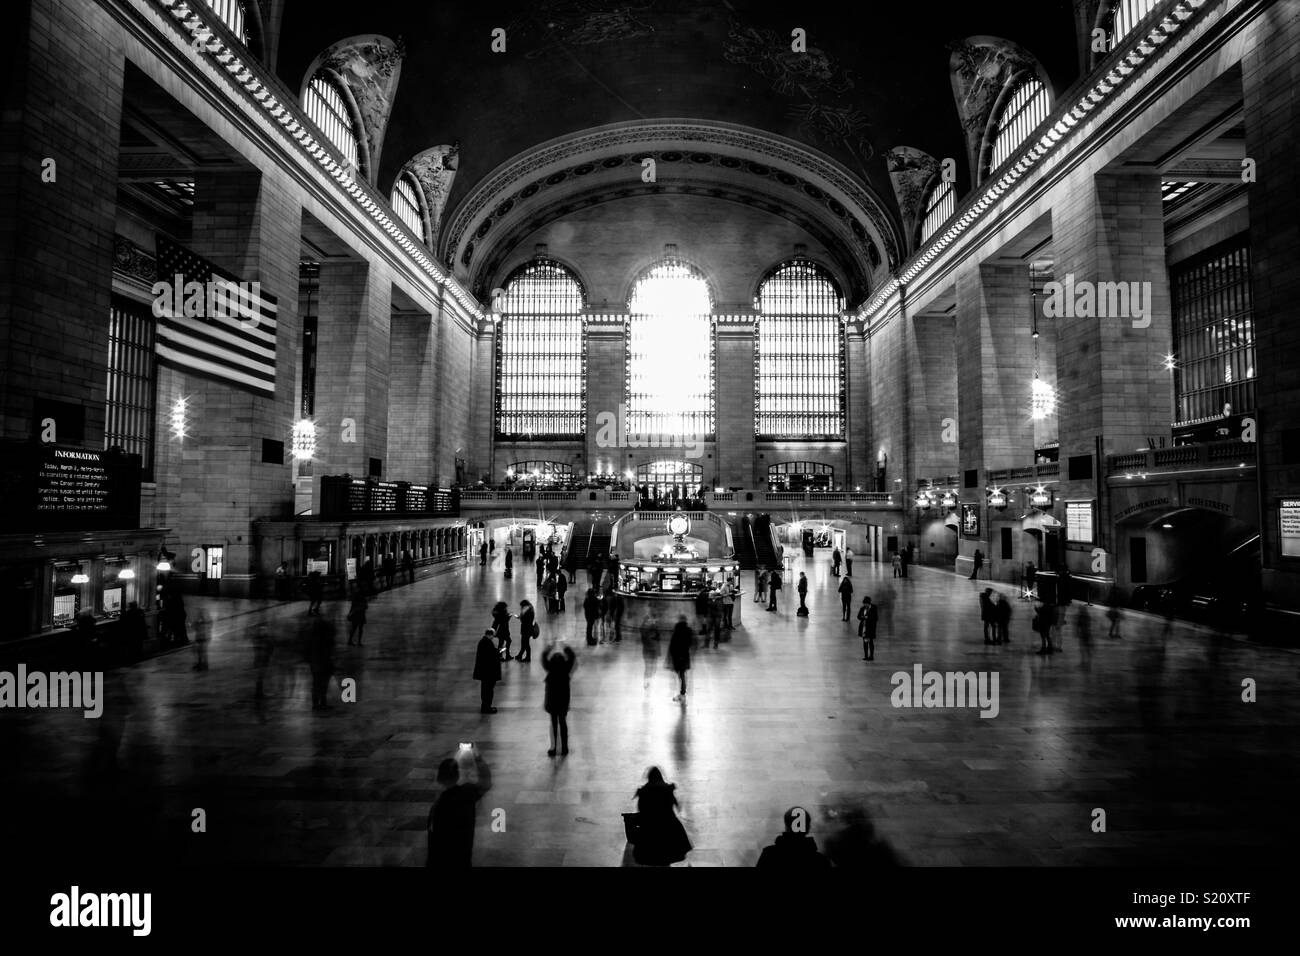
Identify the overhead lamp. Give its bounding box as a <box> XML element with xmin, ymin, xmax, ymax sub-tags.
<box><xmin>989</xmin><ymin>489</ymin><xmax>1008</xmax><ymax>509</ymax></box>
<box><xmin>117</xmin><ymin>562</ymin><xmax>136</xmax><ymax>581</ymax></box>
<box><xmin>292</xmin><ymin>419</ymin><xmax>317</xmax><ymax>461</ymax></box>
<box><xmin>70</xmin><ymin>568</ymin><xmax>90</xmax><ymax>585</ymax></box>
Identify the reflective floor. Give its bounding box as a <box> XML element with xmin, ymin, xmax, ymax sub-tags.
<box><xmin>2</xmin><ymin>551</ymin><xmax>1296</xmax><ymax>866</ymax></box>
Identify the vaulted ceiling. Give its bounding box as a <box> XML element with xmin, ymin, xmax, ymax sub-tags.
<box><xmin>277</xmin><ymin>0</ymin><xmax>1082</xmax><ymax>303</ymax></box>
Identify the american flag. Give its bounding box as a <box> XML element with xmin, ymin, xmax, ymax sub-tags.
<box><xmin>154</xmin><ymin>236</ymin><xmax>278</xmax><ymax>395</ymax></box>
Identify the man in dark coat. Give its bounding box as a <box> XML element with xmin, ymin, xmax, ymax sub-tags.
<box><xmin>796</xmin><ymin>572</ymin><xmax>809</xmax><ymax>615</ymax></box>
<box><xmin>583</xmin><ymin>588</ymin><xmax>601</xmax><ymax>645</ymax></box>
<box><xmin>756</xmin><ymin>807</ymin><xmax>833</xmax><ymax>869</ymax></box>
<box><xmin>832</xmin><ymin>548</ymin><xmax>842</xmax><ymax>576</ymax></box>
<box><xmin>382</xmin><ymin>554</ymin><xmax>397</xmax><ymax>589</ymax></box>
<box><xmin>556</xmin><ymin>569</ymin><xmax>568</xmax><ymax>611</ymax></box>
<box><xmin>979</xmin><ymin>588</ymin><xmax>996</xmax><ymax>644</ymax></box>
<box><xmin>473</xmin><ymin>629</ymin><xmax>502</xmax><ymax>713</ymax></box>
<box><xmin>767</xmin><ymin>568</ymin><xmax>782</xmax><ymax>611</ymax></box>
<box><xmin>427</xmin><ymin>750</ymin><xmax>492</xmax><ymax>867</ymax></box>
<box><xmin>479</xmin><ymin>541</ymin><xmax>488</xmax><ymax>566</ymax></box>
<box><xmin>668</xmin><ymin>618</ymin><xmax>693</xmax><ymax>701</ymax></box>
<box><xmin>838</xmin><ymin>574</ymin><xmax>854</xmax><ymax>621</ymax></box>
<box><xmin>858</xmin><ymin>596</ymin><xmax>878</xmax><ymax>661</ymax></box>
<box><xmin>402</xmin><ymin>551</ymin><xmax>415</xmax><ymax>585</ymax></box>
<box><xmin>308</xmin><ymin>616</ymin><xmax>335</xmax><ymax>710</ymax></box>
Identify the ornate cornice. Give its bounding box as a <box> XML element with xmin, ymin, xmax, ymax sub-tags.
<box><xmin>442</xmin><ymin>120</ymin><xmax>902</xmax><ymax>290</ymax></box>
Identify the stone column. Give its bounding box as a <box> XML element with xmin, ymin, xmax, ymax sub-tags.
<box><xmin>585</xmin><ymin>315</ymin><xmax>627</xmax><ymax>478</ymax></box>
<box><xmin>715</xmin><ymin>318</ymin><xmax>756</xmax><ymax>488</ymax></box>
<box><xmin>387</xmin><ymin>309</ymin><xmax>436</xmax><ymax>483</ymax></box>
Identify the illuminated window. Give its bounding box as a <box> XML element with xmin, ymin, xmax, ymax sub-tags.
<box><xmin>920</xmin><ymin>180</ymin><xmax>956</xmax><ymax>244</ymax></box>
<box><xmin>205</xmin><ymin>0</ymin><xmax>246</xmax><ymax>43</ymax></box>
<box><xmin>755</xmin><ymin>259</ymin><xmax>844</xmax><ymax>439</ymax></box>
<box><xmin>989</xmin><ymin>78</ymin><xmax>1051</xmax><ymax>174</ymax></box>
<box><xmin>1170</xmin><ymin>236</ymin><xmax>1255</xmax><ymax>424</ymax></box>
<box><xmin>496</xmin><ymin>259</ymin><xmax>585</xmax><ymax>438</ymax></box>
<box><xmin>391</xmin><ymin>174</ymin><xmax>426</xmax><ymax>244</ymax></box>
<box><xmin>636</xmin><ymin>460</ymin><xmax>704</xmax><ymax>500</ymax></box>
<box><xmin>1111</xmin><ymin>0</ymin><xmax>1160</xmax><ymax>49</ymax></box>
<box><xmin>627</xmin><ymin>259</ymin><xmax>714</xmax><ymax>437</ymax></box>
<box><xmin>768</xmin><ymin>461</ymin><xmax>834</xmax><ymax>491</ymax></box>
<box><xmin>304</xmin><ymin>75</ymin><xmax>359</xmax><ymax>171</ymax></box>
<box><xmin>506</xmin><ymin>461</ymin><xmax>574</xmax><ymax>481</ymax></box>
<box><xmin>106</xmin><ymin>297</ymin><xmax>156</xmax><ymax>479</ymax></box>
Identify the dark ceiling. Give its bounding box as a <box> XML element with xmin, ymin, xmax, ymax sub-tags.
<box><xmin>277</xmin><ymin>0</ymin><xmax>1081</xmax><ymax>238</ymax></box>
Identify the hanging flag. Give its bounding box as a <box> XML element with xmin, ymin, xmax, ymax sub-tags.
<box><xmin>151</xmin><ymin>236</ymin><xmax>278</xmax><ymax>395</ymax></box>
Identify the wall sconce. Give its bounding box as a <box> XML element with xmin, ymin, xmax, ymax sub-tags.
<box><xmin>156</xmin><ymin>548</ymin><xmax>174</xmax><ymax>572</ymax></box>
<box><xmin>70</xmin><ymin>565</ymin><xmax>89</xmax><ymax>585</ymax></box>
<box><xmin>116</xmin><ymin>555</ymin><xmax>136</xmax><ymax>581</ymax></box>
<box><xmin>1029</xmin><ymin>485</ymin><xmax>1051</xmax><ymax>508</ymax></box>
<box><xmin>988</xmin><ymin>488</ymin><xmax>1008</xmax><ymax>509</ymax></box>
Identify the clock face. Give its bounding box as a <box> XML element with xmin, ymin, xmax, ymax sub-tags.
<box><xmin>667</xmin><ymin>515</ymin><xmax>691</xmax><ymax>536</ymax></box>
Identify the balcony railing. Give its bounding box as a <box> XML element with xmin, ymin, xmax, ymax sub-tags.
<box><xmin>1106</xmin><ymin>439</ymin><xmax>1256</xmax><ymax>476</ymax></box>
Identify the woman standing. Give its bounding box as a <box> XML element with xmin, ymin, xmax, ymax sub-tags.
<box><xmin>541</xmin><ymin>641</ymin><xmax>576</xmax><ymax>756</ymax></box>
<box><xmin>504</xmin><ymin>547</ymin><xmax>513</xmax><ymax>578</ymax></box>
<box><xmin>346</xmin><ymin>592</ymin><xmax>368</xmax><ymax>646</ymax></box>
<box><xmin>668</xmin><ymin>618</ymin><xmax>694</xmax><ymax>701</ymax></box>
<box><xmin>516</xmin><ymin>599</ymin><xmax>537</xmax><ymax>662</ymax></box>
<box><xmin>630</xmin><ymin>767</ymin><xmax>692</xmax><ymax>866</ymax></box>
<box><xmin>491</xmin><ymin>600</ymin><xmax>513</xmax><ymax>660</ymax></box>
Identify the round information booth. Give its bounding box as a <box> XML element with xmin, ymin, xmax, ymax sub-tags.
<box><xmin>611</xmin><ymin>510</ymin><xmax>743</xmax><ymax>631</ymax></box>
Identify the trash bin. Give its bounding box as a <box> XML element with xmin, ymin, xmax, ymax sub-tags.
<box><xmin>1035</xmin><ymin>571</ymin><xmax>1058</xmax><ymax>605</ymax></box>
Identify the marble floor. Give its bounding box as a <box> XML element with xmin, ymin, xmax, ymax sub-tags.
<box><xmin>1</xmin><ymin>551</ymin><xmax>1296</xmax><ymax>867</ymax></box>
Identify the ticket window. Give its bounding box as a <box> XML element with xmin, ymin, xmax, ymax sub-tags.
<box><xmin>50</xmin><ymin>563</ymin><xmax>86</xmax><ymax>628</ymax></box>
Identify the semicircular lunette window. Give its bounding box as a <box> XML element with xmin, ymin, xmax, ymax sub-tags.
<box><xmin>496</xmin><ymin>258</ymin><xmax>586</xmax><ymax>438</ymax></box>
<box><xmin>626</xmin><ymin>259</ymin><xmax>714</xmax><ymax>438</ymax></box>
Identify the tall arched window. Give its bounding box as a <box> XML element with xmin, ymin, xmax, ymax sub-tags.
<box><xmin>1110</xmin><ymin>0</ymin><xmax>1160</xmax><ymax>49</ymax></box>
<box><xmin>627</xmin><ymin>259</ymin><xmax>714</xmax><ymax>437</ymax></box>
<box><xmin>205</xmin><ymin>0</ymin><xmax>247</xmax><ymax>43</ymax></box>
<box><xmin>920</xmin><ymin>180</ymin><xmax>955</xmax><ymax>244</ymax></box>
<box><xmin>304</xmin><ymin>75</ymin><xmax>360</xmax><ymax>171</ymax></box>
<box><xmin>755</xmin><ymin>259</ymin><xmax>844</xmax><ymax>438</ymax></box>
<box><xmin>989</xmin><ymin>78</ymin><xmax>1051</xmax><ymax>174</ymax></box>
<box><xmin>496</xmin><ymin>259</ymin><xmax>586</xmax><ymax>438</ymax></box>
<box><xmin>391</xmin><ymin>173</ymin><xmax>427</xmax><ymax>244</ymax></box>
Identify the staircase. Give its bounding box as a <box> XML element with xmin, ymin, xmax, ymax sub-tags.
<box><xmin>732</xmin><ymin>515</ymin><xmax>758</xmax><ymax>570</ymax></box>
<box><xmin>564</xmin><ymin>517</ymin><xmax>612</xmax><ymax>575</ymax></box>
<box><xmin>752</xmin><ymin>513</ymin><xmax>780</xmax><ymax>569</ymax></box>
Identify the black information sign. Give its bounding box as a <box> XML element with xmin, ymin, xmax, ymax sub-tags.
<box><xmin>369</xmin><ymin>481</ymin><xmax>399</xmax><ymax>512</ymax></box>
<box><xmin>1</xmin><ymin>441</ymin><xmax>141</xmax><ymax>532</ymax></box>
<box><xmin>403</xmin><ymin>484</ymin><xmax>429</xmax><ymax>512</ymax></box>
<box><xmin>346</xmin><ymin>479</ymin><xmax>368</xmax><ymax>513</ymax></box>
<box><xmin>319</xmin><ymin>475</ymin><xmax>458</xmax><ymax>517</ymax></box>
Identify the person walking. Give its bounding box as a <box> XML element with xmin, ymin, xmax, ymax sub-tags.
<box><xmin>668</xmin><ymin>618</ymin><xmax>694</xmax><ymax>701</ymax></box>
<box><xmin>473</xmin><ymin>628</ymin><xmax>502</xmax><ymax>713</ymax></box>
<box><xmin>542</xmin><ymin>573</ymin><xmax>557</xmax><ymax>614</ymax></box>
<box><xmin>308</xmin><ymin>615</ymin><xmax>335</xmax><ymax>710</ymax></box>
<box><xmin>756</xmin><ymin>807</ymin><xmax>833</xmax><ymax>869</ymax></box>
<box><xmin>346</xmin><ymin>592</ymin><xmax>367</xmax><ymax>646</ymax></box>
<box><xmin>402</xmin><ymin>551</ymin><xmax>415</xmax><ymax>585</ymax></box>
<box><xmin>191</xmin><ymin>609</ymin><xmax>211</xmax><ymax>671</ymax></box>
<box><xmin>491</xmin><ymin>600</ymin><xmax>513</xmax><ymax>660</ymax></box>
<box><xmin>838</xmin><ymin>574</ymin><xmax>854</xmax><ymax>621</ymax></box>
<box><xmin>720</xmin><ymin>579</ymin><xmax>735</xmax><ymax>631</ymax></box>
<box><xmin>1106</xmin><ymin>603</ymin><xmax>1123</xmax><ymax>639</ymax></box>
<box><xmin>980</xmin><ymin>588</ymin><xmax>996</xmax><ymax>644</ymax></box>
<box><xmin>504</xmin><ymin>547</ymin><xmax>513</xmax><ymax>578</ymax></box>
<box><xmin>900</xmin><ymin>547</ymin><xmax>910</xmax><ymax>578</ymax></box>
<box><xmin>427</xmin><ymin>747</ymin><xmax>492</xmax><ymax>868</ymax></box>
<box><xmin>610</xmin><ymin>589</ymin><xmax>625</xmax><ymax>641</ymax></box>
<box><xmin>832</xmin><ymin>547</ymin><xmax>842</xmax><ymax>577</ymax></box>
<box><xmin>542</xmin><ymin>641</ymin><xmax>576</xmax><ymax>757</ymax></box>
<box><xmin>796</xmin><ymin>572</ymin><xmax>809</xmax><ymax>616</ymax></box>
<box><xmin>516</xmin><ymin>599</ymin><xmax>537</xmax><ymax>662</ymax></box>
<box><xmin>536</xmin><ymin>554</ymin><xmax>546</xmax><ymax>588</ymax></box>
<box><xmin>488</xmin><ymin>538</ymin><xmax>495</xmax><ymax>558</ymax></box>
<box><xmin>383</xmin><ymin>553</ymin><xmax>397</xmax><ymax>590</ymax></box>
<box><xmin>478</xmin><ymin>541</ymin><xmax>488</xmax><ymax>566</ymax></box>
<box><xmin>305</xmin><ymin>569</ymin><xmax>324</xmax><ymax>616</ymax></box>
<box><xmin>970</xmin><ymin>548</ymin><xmax>984</xmax><ymax>580</ymax></box>
<box><xmin>274</xmin><ymin>561</ymin><xmax>289</xmax><ymax>600</ymax></box>
<box><xmin>891</xmin><ymin>551</ymin><xmax>902</xmax><ymax>578</ymax></box>
<box><xmin>754</xmin><ymin>566</ymin><xmax>767</xmax><ymax>603</ymax></box>
<box><xmin>1033</xmin><ymin>602</ymin><xmax>1057</xmax><ymax>655</ymax></box>
<box><xmin>767</xmin><ymin>567</ymin><xmax>782</xmax><ymax>611</ymax></box>
<box><xmin>630</xmin><ymin>767</ymin><xmax>692</xmax><ymax>867</ymax></box>
<box><xmin>583</xmin><ymin>587</ymin><xmax>601</xmax><ymax>646</ymax></box>
<box><xmin>995</xmin><ymin>593</ymin><xmax>1011</xmax><ymax>644</ymax></box>
<box><xmin>845</xmin><ymin>547</ymin><xmax>854</xmax><ymax>576</ymax></box>
<box><xmin>556</xmin><ymin>569</ymin><xmax>568</xmax><ymax>612</ymax></box>
<box><xmin>857</xmin><ymin>595</ymin><xmax>878</xmax><ymax>661</ymax></box>
<box><xmin>694</xmin><ymin>587</ymin><xmax>712</xmax><ymax>644</ymax></box>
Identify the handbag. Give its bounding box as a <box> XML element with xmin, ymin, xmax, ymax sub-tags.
<box><xmin>622</xmin><ymin>812</ymin><xmax>642</xmax><ymax>844</ymax></box>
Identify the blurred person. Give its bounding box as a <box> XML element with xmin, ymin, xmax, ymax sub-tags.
<box><xmin>970</xmin><ymin>548</ymin><xmax>984</xmax><ymax>580</ymax></box>
<box><xmin>504</xmin><ymin>546</ymin><xmax>513</xmax><ymax>579</ymax></box>
<box><xmin>556</xmin><ymin>568</ymin><xmax>568</xmax><ymax>612</ymax></box>
<box><xmin>767</xmin><ymin>567</ymin><xmax>782</xmax><ymax>611</ymax></box>
<box><xmin>583</xmin><ymin>587</ymin><xmax>601</xmax><ymax>645</ymax></box>
<box><xmin>305</xmin><ymin>569</ymin><xmax>324</xmax><ymax>615</ymax></box>
<box><xmin>426</xmin><ymin>748</ymin><xmax>492</xmax><ymax>867</ymax></box>
<box><xmin>756</xmin><ymin>807</ymin><xmax>832</xmax><ymax>869</ymax></box>
<box><xmin>473</xmin><ymin>628</ymin><xmax>502</xmax><ymax>713</ymax></box>
<box><xmin>630</xmin><ymin>767</ymin><xmax>692</xmax><ymax>867</ymax></box>
<box><xmin>191</xmin><ymin>608</ymin><xmax>211</xmax><ymax>671</ymax></box>
<box><xmin>832</xmin><ymin>547</ymin><xmax>842</xmax><ymax>577</ymax></box>
<box><xmin>252</xmin><ymin>623</ymin><xmax>273</xmax><ymax>700</ymax></box>
<box><xmin>995</xmin><ymin>593</ymin><xmax>1011</xmax><ymax>644</ymax></box>
<box><xmin>719</xmin><ymin>579</ymin><xmax>735</xmax><ymax>631</ymax></box>
<box><xmin>755</xmin><ymin>566</ymin><xmax>767</xmax><ymax>603</ymax></box>
<box><xmin>542</xmin><ymin>641</ymin><xmax>576</xmax><ymax>756</ymax></box>
<box><xmin>491</xmin><ymin>600</ymin><xmax>513</xmax><ymax>660</ymax></box>
<box><xmin>857</xmin><ymin>595</ymin><xmax>878</xmax><ymax>661</ymax></box>
<box><xmin>402</xmin><ymin>551</ymin><xmax>415</xmax><ymax>585</ymax></box>
<box><xmin>346</xmin><ymin>592</ymin><xmax>367</xmax><ymax>646</ymax></box>
<box><xmin>610</xmin><ymin>588</ymin><xmax>625</xmax><ymax>641</ymax></box>
<box><xmin>516</xmin><ymin>599</ymin><xmax>537</xmax><ymax>663</ymax></box>
<box><xmin>979</xmin><ymin>588</ymin><xmax>996</xmax><ymax>644</ymax></box>
<box><xmin>844</xmin><ymin>546</ymin><xmax>854</xmax><ymax>576</ymax></box>
<box><xmin>669</xmin><ymin>618</ymin><xmax>694</xmax><ymax>701</ymax></box>
<box><xmin>838</xmin><ymin>574</ymin><xmax>854</xmax><ymax>621</ymax></box>
<box><xmin>308</xmin><ymin>615</ymin><xmax>335</xmax><ymax>710</ymax></box>
<box><xmin>1106</xmin><ymin>602</ymin><xmax>1123</xmax><ymax>639</ymax></box>
<box><xmin>119</xmin><ymin>601</ymin><xmax>147</xmax><ymax>661</ymax></box>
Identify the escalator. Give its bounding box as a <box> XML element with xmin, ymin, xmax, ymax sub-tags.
<box><xmin>732</xmin><ymin>515</ymin><xmax>757</xmax><ymax>570</ymax></box>
<box><xmin>752</xmin><ymin>513</ymin><xmax>779</xmax><ymax>570</ymax></box>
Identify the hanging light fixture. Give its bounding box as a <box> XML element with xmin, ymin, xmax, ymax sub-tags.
<box><xmin>70</xmin><ymin>565</ymin><xmax>90</xmax><ymax>585</ymax></box>
<box><xmin>988</xmin><ymin>487</ymin><xmax>1008</xmax><ymax>509</ymax></box>
<box><xmin>292</xmin><ymin>419</ymin><xmax>317</xmax><ymax>460</ymax></box>
<box><xmin>1031</xmin><ymin>373</ymin><xmax>1055</xmax><ymax>420</ymax></box>
<box><xmin>117</xmin><ymin>554</ymin><xmax>136</xmax><ymax>581</ymax></box>
<box><xmin>1030</xmin><ymin>485</ymin><xmax>1051</xmax><ymax>508</ymax></box>
<box><xmin>170</xmin><ymin>396</ymin><xmax>189</xmax><ymax>440</ymax></box>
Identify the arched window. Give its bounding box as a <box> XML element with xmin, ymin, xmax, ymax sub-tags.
<box><xmin>636</xmin><ymin>460</ymin><xmax>704</xmax><ymax>501</ymax></box>
<box><xmin>391</xmin><ymin>173</ymin><xmax>427</xmax><ymax>244</ymax></box>
<box><xmin>755</xmin><ymin>259</ymin><xmax>843</xmax><ymax>439</ymax></box>
<box><xmin>627</xmin><ymin>259</ymin><xmax>713</xmax><ymax>437</ymax></box>
<box><xmin>1110</xmin><ymin>0</ymin><xmax>1160</xmax><ymax>49</ymax></box>
<box><xmin>767</xmin><ymin>461</ymin><xmax>834</xmax><ymax>492</ymax></box>
<box><xmin>920</xmin><ymin>180</ymin><xmax>956</xmax><ymax>244</ymax></box>
<box><xmin>304</xmin><ymin>75</ymin><xmax>360</xmax><ymax>171</ymax></box>
<box><xmin>989</xmin><ymin>78</ymin><xmax>1051</xmax><ymax>174</ymax></box>
<box><xmin>205</xmin><ymin>0</ymin><xmax>246</xmax><ymax>43</ymax></box>
<box><xmin>496</xmin><ymin>259</ymin><xmax>585</xmax><ymax>438</ymax></box>
<box><xmin>506</xmin><ymin>461</ymin><xmax>574</xmax><ymax>483</ymax></box>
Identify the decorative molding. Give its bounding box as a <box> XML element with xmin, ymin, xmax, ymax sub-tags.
<box><xmin>948</xmin><ymin>35</ymin><xmax>1043</xmax><ymax>187</ymax></box>
<box><xmin>113</xmin><ymin>235</ymin><xmax>158</xmax><ymax>284</ymax></box>
<box><xmin>400</xmin><ymin>143</ymin><xmax>459</xmax><ymax>242</ymax></box>
<box><xmin>443</xmin><ymin>120</ymin><xmax>901</xmax><ymax>284</ymax></box>
<box><xmin>859</xmin><ymin>0</ymin><xmax>1210</xmax><ymax>326</ymax></box>
<box><xmin>887</xmin><ymin>147</ymin><xmax>941</xmax><ymax>255</ymax></box>
<box><xmin>313</xmin><ymin>34</ymin><xmax>405</xmax><ymax>180</ymax></box>
<box><xmin>152</xmin><ymin>0</ymin><xmax>482</xmax><ymax>321</ymax></box>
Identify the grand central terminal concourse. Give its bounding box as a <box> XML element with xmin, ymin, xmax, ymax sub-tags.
<box><xmin>2</xmin><ymin>0</ymin><xmax>1298</xmax><ymax>900</ymax></box>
